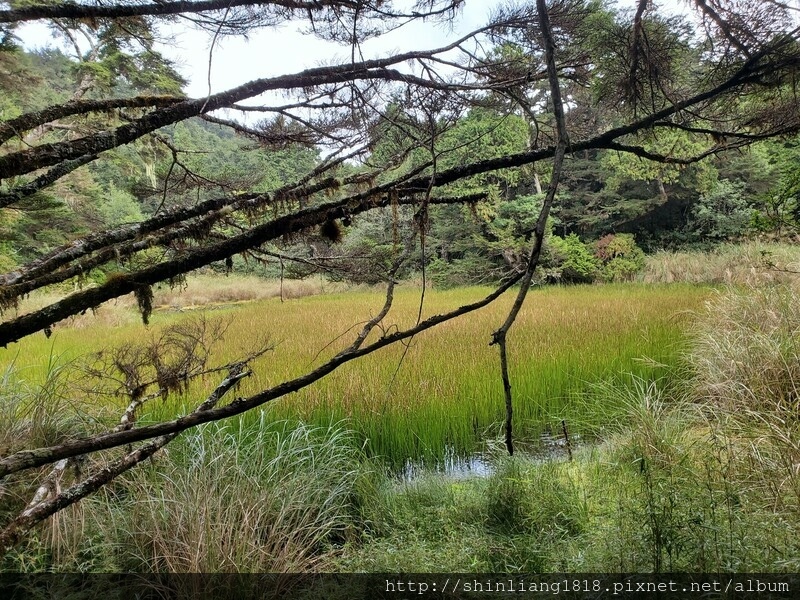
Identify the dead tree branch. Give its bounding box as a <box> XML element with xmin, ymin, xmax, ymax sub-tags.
<box><xmin>489</xmin><ymin>0</ymin><xmax>571</xmax><ymax>456</ymax></box>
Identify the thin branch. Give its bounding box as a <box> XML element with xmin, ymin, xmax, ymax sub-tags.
<box><xmin>0</xmin><ymin>96</ymin><xmax>183</xmax><ymax>146</ymax></box>
<box><xmin>0</xmin><ymin>154</ymin><xmax>99</xmax><ymax>208</ymax></box>
<box><xmin>602</xmin><ymin>140</ymin><xmax>731</xmax><ymax>164</ymax></box>
<box><xmin>200</xmin><ymin>1</ymin><xmax>233</xmax><ymax>114</ymax></box>
<box><xmin>651</xmin><ymin>120</ymin><xmax>797</xmax><ymax>140</ymax></box>
<box><xmin>489</xmin><ymin>0</ymin><xmax>570</xmax><ymax>456</ymax></box>
<box><xmin>693</xmin><ymin>0</ymin><xmax>752</xmax><ymax>57</ymax></box>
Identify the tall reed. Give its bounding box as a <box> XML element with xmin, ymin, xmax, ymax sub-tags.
<box><xmin>690</xmin><ymin>283</ymin><xmax>800</xmax><ymax>521</ymax></box>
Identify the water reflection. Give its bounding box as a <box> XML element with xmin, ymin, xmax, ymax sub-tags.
<box><xmin>400</xmin><ymin>429</ymin><xmax>581</xmax><ymax>482</ymax></box>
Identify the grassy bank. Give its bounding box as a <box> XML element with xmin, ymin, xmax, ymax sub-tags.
<box><xmin>642</xmin><ymin>240</ymin><xmax>800</xmax><ymax>285</ymax></box>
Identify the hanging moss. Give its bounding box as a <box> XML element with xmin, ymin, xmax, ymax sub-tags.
<box><xmin>320</xmin><ymin>219</ymin><xmax>342</xmax><ymax>243</ymax></box>
<box><xmin>133</xmin><ymin>284</ymin><xmax>154</xmax><ymax>325</ymax></box>
<box><xmin>0</xmin><ymin>286</ymin><xmax>19</xmax><ymax>313</ymax></box>
<box><xmin>168</xmin><ymin>274</ymin><xmax>187</xmax><ymax>291</ymax></box>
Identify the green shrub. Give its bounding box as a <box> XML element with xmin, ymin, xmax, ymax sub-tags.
<box><xmin>97</xmin><ymin>184</ymin><xmax>144</xmax><ymax>226</ymax></box>
<box><xmin>688</xmin><ymin>179</ymin><xmax>753</xmax><ymax>242</ymax></box>
<box><xmin>547</xmin><ymin>234</ymin><xmax>599</xmax><ymax>283</ymax></box>
<box><xmin>594</xmin><ymin>233</ymin><xmax>645</xmax><ymax>282</ymax></box>
<box><xmin>427</xmin><ymin>254</ymin><xmax>497</xmax><ymax>288</ymax></box>
<box><xmin>0</xmin><ymin>243</ymin><xmax>17</xmax><ymax>273</ymax></box>
<box><xmin>484</xmin><ymin>459</ymin><xmax>586</xmax><ymax>537</ymax></box>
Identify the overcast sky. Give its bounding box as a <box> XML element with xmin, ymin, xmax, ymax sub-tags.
<box><xmin>154</xmin><ymin>1</ymin><xmax>496</xmax><ymax>98</ymax></box>
<box><xmin>19</xmin><ymin>0</ymin><xmax>686</xmax><ymax>99</ymax></box>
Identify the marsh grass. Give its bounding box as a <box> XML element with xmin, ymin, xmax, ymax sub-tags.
<box><xmin>256</xmin><ymin>284</ymin><xmax>703</xmax><ymax>462</ymax></box>
<box><xmin>12</xmin><ymin>275</ymin><xmax>339</xmax><ymax>331</ymax></box>
<box><xmin>6</xmin><ymin>282</ymin><xmax>800</xmax><ymax>574</ymax></box>
<box><xmin>2</xmin><ymin>283</ymin><xmax>706</xmax><ymax>466</ymax></box>
<box><xmin>150</xmin><ymin>274</ymin><xmax>338</xmax><ymax>308</ymax></box>
<box><xmin>336</xmin><ymin>285</ymin><xmax>800</xmax><ymax>572</ymax></box>
<box><xmin>337</xmin><ymin>377</ymin><xmax>800</xmax><ymax>573</ymax></box>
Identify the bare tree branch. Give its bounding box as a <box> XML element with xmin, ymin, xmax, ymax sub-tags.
<box><xmin>693</xmin><ymin>0</ymin><xmax>753</xmax><ymax>57</ymax></box>
<box><xmin>490</xmin><ymin>0</ymin><xmax>571</xmax><ymax>456</ymax></box>
<box><xmin>0</xmin><ymin>154</ymin><xmax>99</xmax><ymax>207</ymax></box>
<box><xmin>0</xmin><ymin>0</ymin><xmax>462</xmax><ymax>25</ymax></box>
<box><xmin>0</xmin><ymin>95</ymin><xmax>183</xmax><ymax>146</ymax></box>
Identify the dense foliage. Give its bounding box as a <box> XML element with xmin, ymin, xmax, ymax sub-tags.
<box><xmin>2</xmin><ymin>38</ymin><xmax>800</xmax><ymax>282</ymax></box>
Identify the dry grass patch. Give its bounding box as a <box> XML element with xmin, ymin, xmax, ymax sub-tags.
<box><xmin>11</xmin><ymin>274</ymin><xmax>341</xmax><ymax>330</ymax></box>
<box><xmin>151</xmin><ymin>274</ymin><xmax>334</xmax><ymax>309</ymax></box>
<box><xmin>689</xmin><ymin>283</ymin><xmax>800</xmax><ymax>520</ymax></box>
<box><xmin>642</xmin><ymin>241</ymin><xmax>800</xmax><ymax>285</ymax></box>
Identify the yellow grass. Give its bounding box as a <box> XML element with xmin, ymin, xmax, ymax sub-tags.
<box><xmin>642</xmin><ymin>241</ymin><xmax>800</xmax><ymax>285</ymax></box>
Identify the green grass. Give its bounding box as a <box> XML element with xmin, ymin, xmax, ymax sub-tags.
<box><xmin>333</xmin><ymin>282</ymin><xmax>800</xmax><ymax>573</ymax></box>
<box><xmin>5</xmin><ymin>280</ymin><xmax>800</xmax><ymax>575</ymax></box>
<box><xmin>1</xmin><ymin>282</ymin><xmax>707</xmax><ymax>465</ymax></box>
<box><xmin>333</xmin><ymin>376</ymin><xmax>800</xmax><ymax>573</ymax></box>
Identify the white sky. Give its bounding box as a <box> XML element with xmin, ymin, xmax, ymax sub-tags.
<box><xmin>18</xmin><ymin>0</ymin><xmax>685</xmax><ymax>99</ymax></box>
<box><xmin>150</xmin><ymin>1</ymin><xmax>492</xmax><ymax>98</ymax></box>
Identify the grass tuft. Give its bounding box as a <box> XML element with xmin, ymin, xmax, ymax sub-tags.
<box><xmin>112</xmin><ymin>416</ymin><xmax>373</xmax><ymax>572</ymax></box>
